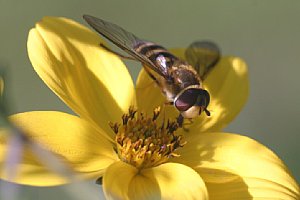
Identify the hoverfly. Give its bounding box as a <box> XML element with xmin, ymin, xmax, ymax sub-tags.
<box><xmin>83</xmin><ymin>15</ymin><xmax>220</xmax><ymax>126</ymax></box>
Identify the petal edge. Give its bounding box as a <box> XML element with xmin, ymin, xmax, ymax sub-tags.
<box><xmin>172</xmin><ymin>132</ymin><xmax>300</xmax><ymax>199</ymax></box>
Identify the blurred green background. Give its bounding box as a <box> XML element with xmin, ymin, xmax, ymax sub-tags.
<box><xmin>0</xmin><ymin>0</ymin><xmax>299</xmax><ymax>199</ymax></box>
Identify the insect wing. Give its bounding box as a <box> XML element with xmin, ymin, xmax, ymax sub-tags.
<box><xmin>185</xmin><ymin>41</ymin><xmax>220</xmax><ymax>79</ymax></box>
<box><xmin>83</xmin><ymin>15</ymin><xmax>167</xmax><ymax>77</ymax></box>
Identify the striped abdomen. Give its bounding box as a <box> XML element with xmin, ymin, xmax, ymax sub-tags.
<box><xmin>134</xmin><ymin>42</ymin><xmax>177</xmax><ymax>71</ymax></box>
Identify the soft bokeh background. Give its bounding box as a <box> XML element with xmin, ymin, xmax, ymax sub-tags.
<box><xmin>0</xmin><ymin>0</ymin><xmax>299</xmax><ymax>199</ymax></box>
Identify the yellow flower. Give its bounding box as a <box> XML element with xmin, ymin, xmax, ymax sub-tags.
<box><xmin>0</xmin><ymin>17</ymin><xmax>299</xmax><ymax>199</ymax></box>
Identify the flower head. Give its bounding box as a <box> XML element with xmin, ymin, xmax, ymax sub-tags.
<box><xmin>0</xmin><ymin>17</ymin><xmax>299</xmax><ymax>199</ymax></box>
<box><xmin>112</xmin><ymin>107</ymin><xmax>185</xmax><ymax>170</ymax></box>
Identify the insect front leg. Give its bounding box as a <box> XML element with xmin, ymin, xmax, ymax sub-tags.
<box><xmin>176</xmin><ymin>114</ymin><xmax>193</xmax><ymax>131</ymax></box>
<box><xmin>177</xmin><ymin>114</ymin><xmax>184</xmax><ymax>127</ymax></box>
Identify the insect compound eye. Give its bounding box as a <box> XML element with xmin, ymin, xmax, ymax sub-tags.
<box><xmin>175</xmin><ymin>89</ymin><xmax>210</xmax><ymax>112</ymax></box>
<box><xmin>196</xmin><ymin>89</ymin><xmax>210</xmax><ymax>107</ymax></box>
<box><xmin>175</xmin><ymin>89</ymin><xmax>200</xmax><ymax>111</ymax></box>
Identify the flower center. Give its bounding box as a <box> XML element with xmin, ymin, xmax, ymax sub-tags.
<box><xmin>109</xmin><ymin>107</ymin><xmax>186</xmax><ymax>169</ymax></box>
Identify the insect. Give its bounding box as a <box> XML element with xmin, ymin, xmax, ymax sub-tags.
<box><xmin>83</xmin><ymin>15</ymin><xmax>220</xmax><ymax>126</ymax></box>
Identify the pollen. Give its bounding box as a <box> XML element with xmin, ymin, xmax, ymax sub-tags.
<box><xmin>110</xmin><ymin>107</ymin><xmax>186</xmax><ymax>169</ymax></box>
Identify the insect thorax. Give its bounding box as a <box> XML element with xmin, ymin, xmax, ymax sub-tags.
<box><xmin>161</xmin><ymin>62</ymin><xmax>201</xmax><ymax>101</ymax></box>
<box><xmin>171</xmin><ymin>62</ymin><xmax>201</xmax><ymax>88</ymax></box>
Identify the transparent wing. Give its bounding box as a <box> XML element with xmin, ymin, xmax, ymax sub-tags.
<box><xmin>185</xmin><ymin>41</ymin><xmax>220</xmax><ymax>79</ymax></box>
<box><xmin>83</xmin><ymin>15</ymin><xmax>167</xmax><ymax>77</ymax></box>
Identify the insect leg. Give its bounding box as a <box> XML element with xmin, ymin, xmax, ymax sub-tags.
<box><xmin>176</xmin><ymin>114</ymin><xmax>193</xmax><ymax>131</ymax></box>
<box><xmin>177</xmin><ymin>114</ymin><xmax>184</xmax><ymax>127</ymax></box>
<box><xmin>143</xmin><ymin>66</ymin><xmax>157</xmax><ymax>82</ymax></box>
<box><xmin>100</xmin><ymin>43</ymin><xmax>135</xmax><ymax>60</ymax></box>
<box><xmin>164</xmin><ymin>101</ymin><xmax>173</xmax><ymax>106</ymax></box>
<box><xmin>143</xmin><ymin>65</ymin><xmax>164</xmax><ymax>88</ymax></box>
<box><xmin>186</xmin><ymin>118</ymin><xmax>194</xmax><ymax>125</ymax></box>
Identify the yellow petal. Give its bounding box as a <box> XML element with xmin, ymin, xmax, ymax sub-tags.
<box><xmin>136</xmin><ymin>68</ymin><xmax>166</xmax><ymax>115</ymax></box>
<box><xmin>103</xmin><ymin>161</ymin><xmax>142</xmax><ymax>200</ymax></box>
<box><xmin>103</xmin><ymin>161</ymin><xmax>208</xmax><ymax>200</ymax></box>
<box><xmin>27</xmin><ymin>17</ymin><xmax>136</xmax><ymax>140</ymax></box>
<box><xmin>193</xmin><ymin>57</ymin><xmax>249</xmax><ymax>132</ymax></box>
<box><xmin>0</xmin><ymin>111</ymin><xmax>118</xmax><ymax>186</ymax></box>
<box><xmin>135</xmin><ymin>68</ymin><xmax>180</xmax><ymax>127</ymax></box>
<box><xmin>136</xmin><ymin>49</ymin><xmax>249</xmax><ymax>133</ymax></box>
<box><xmin>142</xmin><ymin>162</ymin><xmax>208</xmax><ymax>200</ymax></box>
<box><xmin>172</xmin><ymin>132</ymin><xmax>300</xmax><ymax>199</ymax></box>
